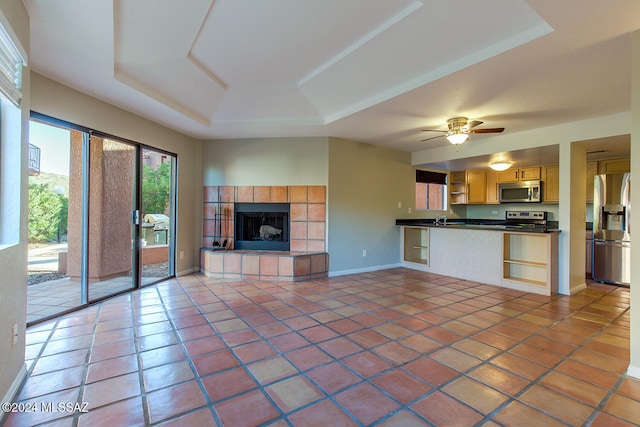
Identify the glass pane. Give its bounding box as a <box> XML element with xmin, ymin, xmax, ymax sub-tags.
<box><xmin>27</xmin><ymin>121</ymin><xmax>80</xmax><ymax>323</ymax></box>
<box><xmin>416</xmin><ymin>183</ymin><xmax>447</xmax><ymax>210</ymax></box>
<box><xmin>87</xmin><ymin>137</ymin><xmax>137</xmax><ymax>301</ymax></box>
<box><xmin>141</xmin><ymin>148</ymin><xmax>175</xmax><ymax>285</ymax></box>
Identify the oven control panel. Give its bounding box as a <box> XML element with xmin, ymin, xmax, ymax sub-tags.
<box><xmin>506</xmin><ymin>211</ymin><xmax>547</xmax><ymax>220</ymax></box>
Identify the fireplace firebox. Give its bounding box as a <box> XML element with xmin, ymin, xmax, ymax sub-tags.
<box><xmin>235</xmin><ymin>203</ymin><xmax>290</xmax><ymax>251</ymax></box>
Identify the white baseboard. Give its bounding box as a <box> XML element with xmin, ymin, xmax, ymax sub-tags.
<box><xmin>1</xmin><ymin>363</ymin><xmax>26</xmax><ymax>414</ymax></box>
<box><xmin>329</xmin><ymin>263</ymin><xmax>403</xmax><ymax>277</ymax></box>
<box><xmin>627</xmin><ymin>364</ymin><xmax>640</xmax><ymax>379</ymax></box>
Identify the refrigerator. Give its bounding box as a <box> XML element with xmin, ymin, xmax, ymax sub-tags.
<box><xmin>593</xmin><ymin>172</ymin><xmax>631</xmax><ymax>285</ymax></box>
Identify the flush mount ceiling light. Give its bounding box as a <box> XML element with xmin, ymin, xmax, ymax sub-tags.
<box><xmin>489</xmin><ymin>161</ymin><xmax>513</xmax><ymax>171</ymax></box>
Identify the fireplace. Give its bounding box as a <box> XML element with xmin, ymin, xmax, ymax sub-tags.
<box><xmin>235</xmin><ymin>203</ymin><xmax>290</xmax><ymax>251</ymax></box>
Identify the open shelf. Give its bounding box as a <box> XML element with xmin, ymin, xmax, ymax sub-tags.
<box><xmin>502</xmin><ymin>232</ymin><xmax>558</xmax><ymax>295</ymax></box>
<box><xmin>403</xmin><ymin>227</ymin><xmax>429</xmax><ymax>266</ymax></box>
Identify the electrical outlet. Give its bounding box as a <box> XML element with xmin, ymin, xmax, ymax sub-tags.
<box><xmin>397</xmin><ymin>201</ymin><xmax>402</xmax><ymax>209</ymax></box>
<box><xmin>12</xmin><ymin>324</ymin><xmax>18</xmax><ymax>347</ymax></box>
<box><xmin>408</xmin><ymin>207</ymin><xmax>412</xmax><ymax>214</ymax></box>
<box><xmin>179</xmin><ymin>251</ymin><xmax>184</xmax><ymax>260</ymax></box>
<box><xmin>362</xmin><ymin>249</ymin><xmax>367</xmax><ymax>257</ymax></box>
<box><xmin>492</xmin><ymin>210</ymin><xmax>498</xmax><ymax>215</ymax></box>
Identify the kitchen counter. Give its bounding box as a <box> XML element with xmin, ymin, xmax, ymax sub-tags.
<box><xmin>396</xmin><ymin>218</ymin><xmax>560</xmax><ymax>233</ymax></box>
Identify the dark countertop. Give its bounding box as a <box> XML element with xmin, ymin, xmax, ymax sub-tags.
<box><xmin>396</xmin><ymin>218</ymin><xmax>560</xmax><ymax>234</ymax></box>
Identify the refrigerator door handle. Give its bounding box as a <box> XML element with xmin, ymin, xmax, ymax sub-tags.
<box><xmin>594</xmin><ymin>240</ymin><xmax>630</xmax><ymax>248</ymax></box>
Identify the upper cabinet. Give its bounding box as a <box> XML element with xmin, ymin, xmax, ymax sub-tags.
<box><xmin>449</xmin><ymin>170</ymin><xmax>487</xmax><ymax>204</ymax></box>
<box><xmin>542</xmin><ymin>165</ymin><xmax>559</xmax><ymax>203</ymax></box>
<box><xmin>598</xmin><ymin>158</ymin><xmax>630</xmax><ymax>174</ymax></box>
<box><xmin>586</xmin><ymin>161</ymin><xmax>598</xmax><ymax>203</ymax></box>
<box><xmin>486</xmin><ymin>171</ymin><xmax>499</xmax><ymax>204</ymax></box>
<box><xmin>466</xmin><ymin>171</ymin><xmax>487</xmax><ymax>204</ymax></box>
<box><xmin>499</xmin><ymin>167</ymin><xmax>541</xmax><ymax>182</ymax></box>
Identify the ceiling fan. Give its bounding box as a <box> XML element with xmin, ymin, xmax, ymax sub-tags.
<box><xmin>421</xmin><ymin>117</ymin><xmax>505</xmax><ymax>145</ymax></box>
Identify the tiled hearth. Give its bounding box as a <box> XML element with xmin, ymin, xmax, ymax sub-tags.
<box><xmin>201</xmin><ymin>250</ymin><xmax>329</xmax><ymax>282</ymax></box>
<box><xmin>202</xmin><ymin>185</ymin><xmax>328</xmax><ymax>281</ymax></box>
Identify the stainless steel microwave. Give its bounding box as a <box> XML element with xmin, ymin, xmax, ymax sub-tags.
<box><xmin>498</xmin><ymin>180</ymin><xmax>542</xmax><ymax>203</ymax></box>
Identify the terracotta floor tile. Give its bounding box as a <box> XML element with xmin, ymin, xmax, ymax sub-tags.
<box><xmin>215</xmin><ymin>390</ymin><xmax>279</xmax><ymax>427</ymax></box>
<box><xmin>467</xmin><ymin>363</ymin><xmax>530</xmax><ymax>396</ymax></box>
<box><xmin>285</xmin><ymin>345</ymin><xmax>332</xmax><ymax>371</ymax></box>
<box><xmin>590</xmin><ymin>411</ymin><xmax>640</xmax><ymax>427</ymax></box>
<box><xmin>336</xmin><ymin>383</ymin><xmax>400</xmax><ymax>425</ymax></box>
<box><xmin>411</xmin><ymin>391</ymin><xmax>483</xmax><ymax>427</ymax></box>
<box><xmin>153</xmin><ymin>408</ymin><xmax>217</xmax><ymax>427</ymax></box>
<box><xmin>193</xmin><ymin>349</ymin><xmax>239</xmax><ymax>376</ymax></box>
<box><xmin>571</xmin><ymin>347</ymin><xmax>630</xmax><ymax>374</ymax></box>
<box><xmin>471</xmin><ymin>330</ymin><xmax>519</xmax><ymax>351</ymax></box>
<box><xmin>421</xmin><ymin>326</ymin><xmax>462</xmax><ymax>344</ymax></box>
<box><xmin>232</xmin><ymin>339</ymin><xmax>277</xmax><ymax>363</ymax></box>
<box><xmin>540</xmin><ymin>371</ymin><xmax>609</xmax><ymax>406</ymax></box>
<box><xmin>143</xmin><ymin>360</ymin><xmax>195</xmax><ymax>392</ymax></box>
<box><xmin>18</xmin><ymin>366</ymin><xmax>85</xmax><ymax>400</ymax></box>
<box><xmin>288</xmin><ymin>399</ymin><xmax>358</xmax><ymax>427</ymax></box>
<box><xmin>399</xmin><ymin>333</ymin><xmax>441</xmax><ymax>353</ymax></box>
<box><xmin>307</xmin><ymin>362</ymin><xmax>361</xmax><ymax>394</ymax></box>
<box><xmin>443</xmin><ymin>377</ymin><xmax>509</xmax><ymax>414</ymax></box>
<box><xmin>146</xmin><ymin>380</ymin><xmax>207</xmax><ymax>424</ymax></box>
<box><xmin>87</xmin><ymin>354</ymin><xmax>139</xmax><ymax>383</ymax></box>
<box><xmin>343</xmin><ymin>351</ymin><xmax>392</xmax><ymax>378</ymax></box>
<box><xmin>5</xmin><ymin>388</ymin><xmax>81</xmax><ymax>427</ymax></box>
<box><xmin>298</xmin><ymin>325</ymin><xmax>339</xmax><ymax>343</ymax></box>
<box><xmin>519</xmin><ymin>384</ymin><xmax>594</xmax><ymax>426</ymax></box>
<box><xmin>373</xmin><ymin>323</ymin><xmax>413</xmax><ymax>339</ymax></box>
<box><xmin>372</xmin><ymin>341</ymin><xmax>420</xmax><ymax>365</ymax></box>
<box><xmin>616</xmin><ymin>377</ymin><xmax>640</xmax><ymax>400</ymax></box>
<box><xmin>89</xmin><ymin>340</ymin><xmax>136</xmax><ymax>363</ymax></box>
<box><xmin>201</xmin><ymin>367</ymin><xmax>258</xmax><ymax>401</ymax></box>
<box><xmin>83</xmin><ymin>372</ymin><xmax>141</xmax><ymax>410</ymax></box>
<box><xmin>509</xmin><ymin>343</ymin><xmax>564</xmax><ymax>368</ymax></box>
<box><xmin>248</xmin><ymin>356</ymin><xmax>299</xmax><ymax>385</ymax></box>
<box><xmin>452</xmin><ymin>338</ymin><xmax>502</xmax><ymax>360</ymax></box>
<box><xmin>266</xmin><ymin>375</ymin><xmax>324</xmax><ymax>412</ymax></box>
<box><xmin>494</xmin><ymin>400</ymin><xmax>568</xmax><ymax>427</ymax></box>
<box><xmin>77</xmin><ymin>397</ymin><xmax>145</xmax><ymax>427</ymax></box>
<box><xmin>430</xmin><ymin>347</ymin><xmax>482</xmax><ymax>372</ymax></box>
<box><xmin>31</xmin><ymin>349</ymin><xmax>88</xmax><ymax>375</ymax></box>
<box><xmin>404</xmin><ymin>357</ymin><xmax>459</xmax><ymax>386</ymax></box>
<box><xmin>268</xmin><ymin>332</ymin><xmax>310</xmax><ymax>352</ymax></box>
<box><xmin>183</xmin><ymin>335</ymin><xmax>226</xmax><ymax>357</ymax></box>
<box><xmin>347</xmin><ymin>329</ymin><xmax>390</xmax><ymax>348</ymax></box>
<box><xmin>376</xmin><ymin>410</ymin><xmax>431</xmax><ymax>427</ymax></box>
<box><xmin>318</xmin><ymin>337</ymin><xmax>363</xmax><ymax>359</ymax></box>
<box><xmin>372</xmin><ymin>370</ymin><xmax>432</xmax><ymax>404</ymax></box>
<box><xmin>556</xmin><ymin>359</ymin><xmax>620</xmax><ymax>389</ymax></box>
<box><xmin>490</xmin><ymin>353</ymin><xmax>548</xmax><ymax>381</ymax></box>
<box><xmin>604</xmin><ymin>394</ymin><xmax>640</xmax><ymax>425</ymax></box>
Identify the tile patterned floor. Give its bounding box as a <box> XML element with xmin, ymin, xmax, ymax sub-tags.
<box><xmin>5</xmin><ymin>268</ymin><xmax>640</xmax><ymax>426</ymax></box>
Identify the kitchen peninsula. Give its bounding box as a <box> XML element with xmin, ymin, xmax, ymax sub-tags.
<box><xmin>396</xmin><ymin>217</ymin><xmax>560</xmax><ymax>296</ymax></box>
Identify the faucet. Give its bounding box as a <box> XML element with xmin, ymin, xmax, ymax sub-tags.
<box><xmin>434</xmin><ymin>214</ymin><xmax>447</xmax><ymax>225</ymax></box>
<box><xmin>435</xmin><ymin>214</ymin><xmax>441</xmax><ymax>225</ymax></box>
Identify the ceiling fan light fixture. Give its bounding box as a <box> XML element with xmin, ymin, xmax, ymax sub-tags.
<box><xmin>489</xmin><ymin>161</ymin><xmax>513</xmax><ymax>171</ymax></box>
<box><xmin>446</xmin><ymin>133</ymin><xmax>469</xmax><ymax>145</ymax></box>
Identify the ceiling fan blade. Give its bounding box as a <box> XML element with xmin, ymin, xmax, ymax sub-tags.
<box><xmin>468</xmin><ymin>127</ymin><xmax>505</xmax><ymax>134</ymax></box>
<box><xmin>421</xmin><ymin>129</ymin><xmax>447</xmax><ymax>133</ymax></box>
<box><xmin>466</xmin><ymin>120</ymin><xmax>483</xmax><ymax>129</ymax></box>
<box><xmin>420</xmin><ymin>134</ymin><xmax>446</xmax><ymax>142</ymax></box>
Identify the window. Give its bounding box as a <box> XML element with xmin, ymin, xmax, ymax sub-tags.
<box><xmin>415</xmin><ymin>169</ymin><xmax>447</xmax><ymax>211</ymax></box>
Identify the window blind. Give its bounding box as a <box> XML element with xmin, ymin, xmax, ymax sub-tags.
<box><xmin>416</xmin><ymin>170</ymin><xmax>447</xmax><ymax>185</ymax></box>
<box><xmin>0</xmin><ymin>22</ymin><xmax>23</xmax><ymax>107</ymax></box>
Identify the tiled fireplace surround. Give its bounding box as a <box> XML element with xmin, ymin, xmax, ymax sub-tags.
<box><xmin>201</xmin><ymin>185</ymin><xmax>328</xmax><ymax>281</ymax></box>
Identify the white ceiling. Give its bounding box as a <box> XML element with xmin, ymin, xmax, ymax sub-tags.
<box><xmin>22</xmin><ymin>0</ymin><xmax>640</xmax><ymax>156</ymax></box>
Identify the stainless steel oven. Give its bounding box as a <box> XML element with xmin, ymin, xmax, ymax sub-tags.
<box><xmin>498</xmin><ymin>180</ymin><xmax>542</xmax><ymax>203</ymax></box>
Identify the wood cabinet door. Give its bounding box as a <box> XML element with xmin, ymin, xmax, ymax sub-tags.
<box><xmin>542</xmin><ymin>165</ymin><xmax>559</xmax><ymax>203</ymax></box>
<box><xmin>586</xmin><ymin>161</ymin><xmax>598</xmax><ymax>203</ymax></box>
<box><xmin>599</xmin><ymin>158</ymin><xmax>630</xmax><ymax>174</ymax></box>
<box><xmin>499</xmin><ymin>169</ymin><xmax>519</xmax><ymax>182</ymax></box>
<box><xmin>466</xmin><ymin>171</ymin><xmax>486</xmax><ymax>203</ymax></box>
<box><xmin>519</xmin><ymin>167</ymin><xmax>541</xmax><ymax>181</ymax></box>
<box><xmin>486</xmin><ymin>171</ymin><xmax>499</xmax><ymax>204</ymax></box>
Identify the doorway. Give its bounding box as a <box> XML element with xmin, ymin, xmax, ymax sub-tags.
<box><xmin>26</xmin><ymin>116</ymin><xmax>177</xmax><ymax>324</ymax></box>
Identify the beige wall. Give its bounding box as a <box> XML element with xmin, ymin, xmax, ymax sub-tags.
<box><xmin>202</xmin><ymin>137</ymin><xmax>329</xmax><ymax>186</ymax></box>
<box><xmin>30</xmin><ymin>73</ymin><xmax>203</xmax><ymax>275</ymax></box>
<box><xmin>0</xmin><ymin>0</ymin><xmax>29</xmax><ymax>406</ymax></box>
<box><xmin>328</xmin><ymin>137</ymin><xmax>414</xmax><ymax>273</ymax></box>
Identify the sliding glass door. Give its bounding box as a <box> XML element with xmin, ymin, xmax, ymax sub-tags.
<box><xmin>87</xmin><ymin>136</ymin><xmax>139</xmax><ymax>302</ymax></box>
<box><xmin>27</xmin><ymin>115</ymin><xmax>177</xmax><ymax>324</ymax></box>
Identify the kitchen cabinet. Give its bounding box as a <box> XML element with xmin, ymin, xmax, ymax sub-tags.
<box><xmin>586</xmin><ymin>161</ymin><xmax>598</xmax><ymax>203</ymax></box>
<box><xmin>542</xmin><ymin>165</ymin><xmax>559</xmax><ymax>203</ymax></box>
<box><xmin>486</xmin><ymin>171</ymin><xmax>499</xmax><ymax>204</ymax></box>
<box><xmin>499</xmin><ymin>167</ymin><xmax>541</xmax><ymax>182</ymax></box>
<box><xmin>466</xmin><ymin>171</ymin><xmax>486</xmax><ymax>203</ymax></box>
<box><xmin>449</xmin><ymin>171</ymin><xmax>467</xmax><ymax>204</ymax></box>
<box><xmin>503</xmin><ymin>231</ymin><xmax>558</xmax><ymax>295</ymax></box>
<box><xmin>402</xmin><ymin>227</ymin><xmax>429</xmax><ymax>266</ymax></box>
<box><xmin>598</xmin><ymin>158</ymin><xmax>629</xmax><ymax>174</ymax></box>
